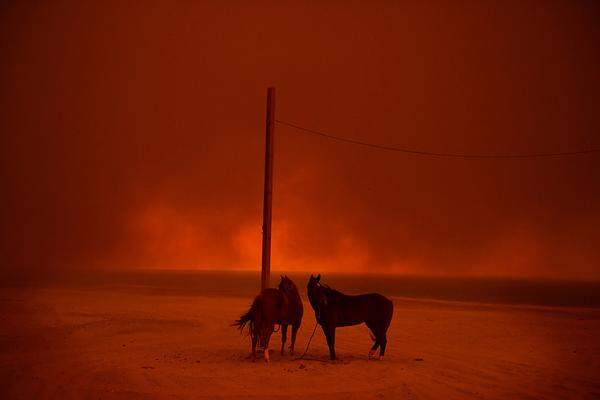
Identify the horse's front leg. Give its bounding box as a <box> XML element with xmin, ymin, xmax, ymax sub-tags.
<box><xmin>280</xmin><ymin>324</ymin><xmax>288</xmax><ymax>356</ymax></box>
<box><xmin>323</xmin><ymin>324</ymin><xmax>336</xmax><ymax>361</ymax></box>
<box><xmin>290</xmin><ymin>322</ymin><xmax>300</xmax><ymax>355</ymax></box>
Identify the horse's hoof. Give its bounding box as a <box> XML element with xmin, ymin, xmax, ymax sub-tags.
<box><xmin>368</xmin><ymin>350</ymin><xmax>376</xmax><ymax>359</ymax></box>
<box><xmin>378</xmin><ymin>356</ymin><xmax>384</xmax><ymax>361</ymax></box>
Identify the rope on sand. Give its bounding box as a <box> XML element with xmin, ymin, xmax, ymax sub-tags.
<box><xmin>294</xmin><ymin>321</ymin><xmax>319</xmax><ymax>361</ymax></box>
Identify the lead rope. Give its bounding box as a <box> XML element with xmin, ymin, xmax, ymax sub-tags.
<box><xmin>294</xmin><ymin>303</ymin><xmax>321</xmax><ymax>360</ymax></box>
<box><xmin>295</xmin><ymin>320</ymin><xmax>319</xmax><ymax>360</ymax></box>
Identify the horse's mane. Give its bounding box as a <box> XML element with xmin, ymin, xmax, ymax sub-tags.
<box><xmin>319</xmin><ymin>283</ymin><xmax>345</xmax><ymax>299</ymax></box>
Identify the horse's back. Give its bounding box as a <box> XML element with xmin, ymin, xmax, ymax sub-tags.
<box><xmin>257</xmin><ymin>289</ymin><xmax>283</xmax><ymax>313</ymax></box>
<box><xmin>256</xmin><ymin>288</ymin><xmax>302</xmax><ymax>325</ymax></box>
<box><xmin>362</xmin><ymin>293</ymin><xmax>393</xmax><ymax>308</ymax></box>
<box><xmin>345</xmin><ymin>292</ymin><xmax>392</xmax><ymax>309</ymax></box>
<box><xmin>328</xmin><ymin>292</ymin><xmax>392</xmax><ymax>326</ymax></box>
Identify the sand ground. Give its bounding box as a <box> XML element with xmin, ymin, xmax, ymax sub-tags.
<box><xmin>1</xmin><ymin>285</ymin><xmax>599</xmax><ymax>399</ymax></box>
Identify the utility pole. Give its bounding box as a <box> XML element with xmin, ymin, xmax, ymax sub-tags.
<box><xmin>261</xmin><ymin>87</ymin><xmax>275</xmax><ymax>290</ymax></box>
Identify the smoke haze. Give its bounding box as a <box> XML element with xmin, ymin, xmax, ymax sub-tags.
<box><xmin>1</xmin><ymin>1</ymin><xmax>599</xmax><ymax>279</ymax></box>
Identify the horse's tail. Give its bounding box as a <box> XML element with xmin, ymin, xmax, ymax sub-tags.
<box><xmin>232</xmin><ymin>296</ymin><xmax>262</xmax><ymax>338</ymax></box>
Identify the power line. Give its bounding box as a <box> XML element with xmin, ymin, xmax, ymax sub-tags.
<box><xmin>275</xmin><ymin>120</ymin><xmax>599</xmax><ymax>159</ymax></box>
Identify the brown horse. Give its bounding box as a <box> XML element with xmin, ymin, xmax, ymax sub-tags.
<box><xmin>233</xmin><ymin>275</ymin><xmax>303</xmax><ymax>362</ymax></box>
<box><xmin>307</xmin><ymin>274</ymin><xmax>393</xmax><ymax>361</ymax></box>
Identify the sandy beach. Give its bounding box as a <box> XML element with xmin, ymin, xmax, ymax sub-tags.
<box><xmin>1</xmin><ymin>272</ymin><xmax>599</xmax><ymax>399</ymax></box>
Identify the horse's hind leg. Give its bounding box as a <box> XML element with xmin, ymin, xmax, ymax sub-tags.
<box><xmin>251</xmin><ymin>333</ymin><xmax>258</xmax><ymax>361</ymax></box>
<box><xmin>366</xmin><ymin>323</ymin><xmax>379</xmax><ymax>359</ymax></box>
<box><xmin>262</xmin><ymin>324</ymin><xmax>274</xmax><ymax>363</ymax></box>
<box><xmin>369</xmin><ymin>341</ymin><xmax>380</xmax><ymax>359</ymax></box>
<box><xmin>280</xmin><ymin>324</ymin><xmax>288</xmax><ymax>356</ymax></box>
<box><xmin>290</xmin><ymin>322</ymin><xmax>300</xmax><ymax>355</ymax></box>
<box><xmin>378</xmin><ymin>305</ymin><xmax>393</xmax><ymax>360</ymax></box>
<box><xmin>378</xmin><ymin>332</ymin><xmax>388</xmax><ymax>360</ymax></box>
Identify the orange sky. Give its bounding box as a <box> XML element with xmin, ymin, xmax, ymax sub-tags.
<box><xmin>1</xmin><ymin>1</ymin><xmax>599</xmax><ymax>279</ymax></box>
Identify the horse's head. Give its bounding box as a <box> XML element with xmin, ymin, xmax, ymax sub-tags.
<box><xmin>307</xmin><ymin>274</ymin><xmax>321</xmax><ymax>291</ymax></box>
<box><xmin>307</xmin><ymin>274</ymin><xmax>326</xmax><ymax>310</ymax></box>
<box><xmin>278</xmin><ymin>275</ymin><xmax>297</xmax><ymax>293</ymax></box>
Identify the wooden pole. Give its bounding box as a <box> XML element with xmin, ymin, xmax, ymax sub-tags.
<box><xmin>261</xmin><ymin>87</ymin><xmax>275</xmax><ymax>290</ymax></box>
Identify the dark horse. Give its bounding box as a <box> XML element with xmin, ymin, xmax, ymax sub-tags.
<box><xmin>233</xmin><ymin>275</ymin><xmax>303</xmax><ymax>362</ymax></box>
<box><xmin>307</xmin><ymin>274</ymin><xmax>393</xmax><ymax>361</ymax></box>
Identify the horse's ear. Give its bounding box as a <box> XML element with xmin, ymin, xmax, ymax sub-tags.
<box><xmin>316</xmin><ymin>274</ymin><xmax>321</xmax><ymax>282</ymax></box>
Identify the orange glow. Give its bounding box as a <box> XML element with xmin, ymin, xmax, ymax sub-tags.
<box><xmin>1</xmin><ymin>0</ymin><xmax>599</xmax><ymax>280</ymax></box>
